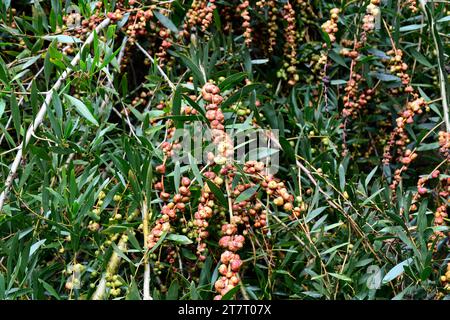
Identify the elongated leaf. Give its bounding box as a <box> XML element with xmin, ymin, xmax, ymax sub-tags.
<box><xmin>154</xmin><ymin>11</ymin><xmax>178</xmax><ymax>34</ymax></box>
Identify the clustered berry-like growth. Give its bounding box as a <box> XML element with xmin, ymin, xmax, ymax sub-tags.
<box><xmin>308</xmin><ymin>8</ymin><xmax>340</xmax><ymax>89</ymax></box>
<box><xmin>428</xmin><ymin>176</ymin><xmax>449</xmax><ymax>270</ymax></box>
<box><xmin>399</xmin><ymin>158</ymin><xmax>449</xmax><ymax>296</ymax></box>
<box><xmin>332</xmin><ymin>1</ymin><xmax>381</xmax><ymax>156</ymax></box>
<box><xmin>103</xmin><ymin>1</ymin><xmax>180</xmax><ymax>72</ymax></box>
<box><xmin>241</xmin><ymin>162</ymin><xmax>268</xmax><ymax>228</ymax></box>
<box><xmin>433</xmin><ymin>204</ymin><xmax>448</xmax><ymax>237</ymax></box>
<box><xmin>339</xmin><ymin>2</ymin><xmax>379</xmax><ymax>119</ymax></box>
<box><xmin>105</xmin><ymin>1</ymin><xmax>178</xmax><ymax>70</ymax></box>
<box><xmin>212</xmin><ymin>157</ymin><xmax>300</xmax><ymax>299</ymax></box>
<box><xmin>131</xmin><ymin>90</ymin><xmax>153</xmax><ymax>108</ymax></box>
<box><xmin>341</xmin><ymin>62</ymin><xmax>361</xmax><ymax>118</ymax></box>
<box><xmin>164</xmin><ymin>247</ymin><xmax>178</xmax><ymax>266</ymax></box>
<box><xmin>339</xmin><ymin>42</ymin><xmax>376</xmax><ymax>121</ymax></box>
<box><xmin>408</xmin><ymin>169</ymin><xmax>448</xmax><ymax>259</ymax></box>
<box><xmin>189</xmin><ymin>83</ymin><xmax>229</xmax><ymax>261</ymax></box>
<box><xmin>310</xmin><ymin>52</ymin><xmax>329</xmax><ymax>83</ymax></box>
<box><xmin>324</xmin><ymin>8</ymin><xmax>371</xmax><ymax>148</ymax></box>
<box><xmin>64</xmin><ymin>263</ymin><xmax>85</xmax><ymax>291</ymax></box>
<box><xmin>222</xmin><ymin>162</ymin><xmax>267</xmax><ymax>232</ymax></box>
<box><xmin>182</xmin><ymin>86</ymin><xmax>200</xmax><ymax>116</ymax></box>
<box><xmin>377</xmin><ymin>35</ymin><xmax>434</xmax><ymax>193</ymax></box>
<box><xmin>219</xmin><ymin>224</ymin><xmax>244</xmax><ymax>251</ymax></box>
<box><xmin>158</xmin><ymin>123</ymin><xmax>182</xmax><ymax>158</ymax></box>
<box><xmin>215</xmin><ymin>5</ymin><xmax>232</xmax><ymax>34</ymax></box>
<box><xmin>197</xmin><ymin>79</ymin><xmax>302</xmax><ymax>298</ymax></box>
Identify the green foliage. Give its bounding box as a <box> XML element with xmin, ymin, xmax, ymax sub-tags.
<box><xmin>0</xmin><ymin>0</ymin><xmax>449</xmax><ymax>301</ymax></box>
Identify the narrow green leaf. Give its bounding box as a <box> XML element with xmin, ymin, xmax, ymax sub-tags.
<box><xmin>205</xmin><ymin>179</ymin><xmax>228</xmax><ymax>209</ymax></box>
<box><xmin>0</xmin><ymin>99</ymin><xmax>5</xmax><ymax>119</ymax></box>
<box><xmin>409</xmin><ymin>48</ymin><xmax>433</xmax><ymax>68</ymax></box>
<box><xmin>38</xmin><ymin>279</ymin><xmax>61</xmax><ymax>300</ymax></box>
<box><xmin>219</xmin><ymin>72</ymin><xmax>246</xmax><ymax>92</ymax></box>
<box><xmin>329</xmin><ymin>273</ymin><xmax>352</xmax><ymax>282</ymax></box>
<box><xmin>188</xmin><ymin>153</ymin><xmax>203</xmax><ymax>186</ymax></box>
<box><xmin>10</xmin><ymin>93</ymin><xmax>21</xmax><ymax>140</ymax></box>
<box><xmin>235</xmin><ymin>185</ymin><xmax>259</xmax><ymax>203</ymax></box>
<box><xmin>221</xmin><ymin>84</ymin><xmax>261</xmax><ymax>109</ymax></box>
<box><xmin>42</xmin><ymin>35</ymin><xmax>82</xmax><ymax>43</ymax></box>
<box><xmin>338</xmin><ymin>164</ymin><xmax>345</xmax><ymax>192</ymax></box>
<box><xmin>153</xmin><ymin>11</ymin><xmax>178</xmax><ymax>34</ymax></box>
<box><xmin>174</xmin><ymin>161</ymin><xmax>180</xmax><ymax>194</ymax></box>
<box><xmin>321</xmin><ymin>242</ymin><xmax>349</xmax><ymax>256</ymax></box>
